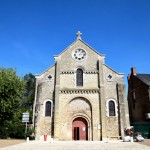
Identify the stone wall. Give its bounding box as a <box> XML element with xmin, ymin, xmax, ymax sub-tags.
<box><xmin>33</xmin><ymin>39</ymin><xmax>129</xmax><ymax>141</ymax></box>
<box><xmin>34</xmin><ymin>66</ymin><xmax>55</xmax><ymax>140</ymax></box>
<box><xmin>58</xmin><ymin>92</ymin><xmax>100</xmax><ymax>140</ymax></box>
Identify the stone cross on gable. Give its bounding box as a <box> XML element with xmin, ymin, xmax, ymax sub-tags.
<box><xmin>76</xmin><ymin>31</ymin><xmax>82</xmax><ymax>40</ymax></box>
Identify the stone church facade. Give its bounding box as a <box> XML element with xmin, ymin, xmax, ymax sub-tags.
<box><xmin>33</xmin><ymin>32</ymin><xmax>129</xmax><ymax>141</ymax></box>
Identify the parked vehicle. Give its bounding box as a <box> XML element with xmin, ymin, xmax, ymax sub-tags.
<box><xmin>135</xmin><ymin>134</ymin><xmax>144</xmax><ymax>142</ymax></box>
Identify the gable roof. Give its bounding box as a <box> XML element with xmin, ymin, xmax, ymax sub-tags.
<box><xmin>136</xmin><ymin>74</ymin><xmax>150</xmax><ymax>86</ymax></box>
<box><xmin>104</xmin><ymin>64</ymin><xmax>124</xmax><ymax>76</ymax></box>
<box><xmin>56</xmin><ymin>39</ymin><xmax>105</xmax><ymax>57</ymax></box>
<box><xmin>36</xmin><ymin>38</ymin><xmax>106</xmax><ymax>77</ymax></box>
<box><xmin>35</xmin><ymin>64</ymin><xmax>55</xmax><ymax>77</ymax></box>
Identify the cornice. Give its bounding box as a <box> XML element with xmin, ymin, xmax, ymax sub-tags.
<box><xmin>60</xmin><ymin>70</ymin><xmax>98</xmax><ymax>74</ymax></box>
<box><xmin>59</xmin><ymin>89</ymin><xmax>100</xmax><ymax>94</ymax></box>
<box><xmin>60</xmin><ymin>71</ymin><xmax>75</xmax><ymax>74</ymax></box>
<box><xmin>85</xmin><ymin>71</ymin><xmax>98</xmax><ymax>74</ymax></box>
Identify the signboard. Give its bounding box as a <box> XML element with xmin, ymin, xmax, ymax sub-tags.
<box><xmin>23</xmin><ymin>114</ymin><xmax>29</xmax><ymax>118</ymax></box>
<box><xmin>97</xmin><ymin>124</ymin><xmax>101</xmax><ymax>130</ymax></box>
<box><xmin>22</xmin><ymin>112</ymin><xmax>29</xmax><ymax>117</ymax></box>
<box><xmin>22</xmin><ymin>112</ymin><xmax>29</xmax><ymax>123</ymax></box>
<box><xmin>22</xmin><ymin>112</ymin><xmax>30</xmax><ymax>138</ymax></box>
<box><xmin>22</xmin><ymin>118</ymin><xmax>29</xmax><ymax>122</ymax></box>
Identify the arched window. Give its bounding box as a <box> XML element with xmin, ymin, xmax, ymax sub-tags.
<box><xmin>45</xmin><ymin>101</ymin><xmax>51</xmax><ymax>116</ymax></box>
<box><xmin>109</xmin><ymin>100</ymin><xmax>115</xmax><ymax>116</ymax></box>
<box><xmin>76</xmin><ymin>68</ymin><xmax>83</xmax><ymax>86</ymax></box>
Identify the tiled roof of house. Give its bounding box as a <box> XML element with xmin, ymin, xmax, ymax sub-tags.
<box><xmin>136</xmin><ymin>74</ymin><xmax>150</xmax><ymax>86</ymax></box>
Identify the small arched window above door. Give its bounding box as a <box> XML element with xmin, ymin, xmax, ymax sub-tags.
<box><xmin>76</xmin><ymin>68</ymin><xmax>83</xmax><ymax>86</ymax></box>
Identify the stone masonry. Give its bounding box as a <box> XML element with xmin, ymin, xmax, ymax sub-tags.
<box><xmin>33</xmin><ymin>32</ymin><xmax>130</xmax><ymax>141</ymax></box>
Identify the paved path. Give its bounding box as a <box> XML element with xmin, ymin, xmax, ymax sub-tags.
<box><xmin>0</xmin><ymin>141</ymin><xmax>150</xmax><ymax>150</ymax></box>
<box><xmin>0</xmin><ymin>140</ymin><xmax>25</xmax><ymax>148</ymax></box>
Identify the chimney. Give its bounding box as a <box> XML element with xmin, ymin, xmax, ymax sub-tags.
<box><xmin>127</xmin><ymin>74</ymin><xmax>130</xmax><ymax>80</ymax></box>
<box><xmin>131</xmin><ymin>67</ymin><xmax>136</xmax><ymax>75</ymax></box>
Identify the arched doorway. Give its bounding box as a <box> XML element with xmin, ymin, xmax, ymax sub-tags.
<box><xmin>72</xmin><ymin>117</ymin><xmax>88</xmax><ymax>140</ymax></box>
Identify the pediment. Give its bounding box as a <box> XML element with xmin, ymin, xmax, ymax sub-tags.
<box><xmin>56</xmin><ymin>39</ymin><xmax>105</xmax><ymax>59</ymax></box>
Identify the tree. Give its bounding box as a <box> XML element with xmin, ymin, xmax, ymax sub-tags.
<box><xmin>21</xmin><ymin>73</ymin><xmax>35</xmax><ymax>123</ymax></box>
<box><xmin>9</xmin><ymin>73</ymin><xmax>36</xmax><ymax>139</ymax></box>
<box><xmin>0</xmin><ymin>67</ymin><xmax>25</xmax><ymax>138</ymax></box>
<box><xmin>23</xmin><ymin>73</ymin><xmax>35</xmax><ymax>109</ymax></box>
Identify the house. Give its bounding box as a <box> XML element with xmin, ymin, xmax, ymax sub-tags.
<box><xmin>127</xmin><ymin>67</ymin><xmax>150</xmax><ymax>138</ymax></box>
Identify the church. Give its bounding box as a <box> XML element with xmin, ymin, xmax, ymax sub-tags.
<box><xmin>33</xmin><ymin>32</ymin><xmax>130</xmax><ymax>141</ymax></box>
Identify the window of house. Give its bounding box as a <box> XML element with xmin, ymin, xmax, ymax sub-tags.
<box><xmin>45</xmin><ymin>101</ymin><xmax>51</xmax><ymax>116</ymax></box>
<box><xmin>76</xmin><ymin>68</ymin><xmax>83</xmax><ymax>86</ymax></box>
<box><xmin>109</xmin><ymin>100</ymin><xmax>115</xmax><ymax>116</ymax></box>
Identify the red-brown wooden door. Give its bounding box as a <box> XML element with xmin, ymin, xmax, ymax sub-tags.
<box><xmin>72</xmin><ymin>117</ymin><xmax>88</xmax><ymax>140</ymax></box>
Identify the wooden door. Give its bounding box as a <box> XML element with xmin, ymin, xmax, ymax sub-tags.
<box><xmin>72</xmin><ymin>117</ymin><xmax>88</xmax><ymax>140</ymax></box>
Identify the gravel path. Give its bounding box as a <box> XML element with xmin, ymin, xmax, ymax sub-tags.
<box><xmin>137</xmin><ymin>139</ymin><xmax>150</xmax><ymax>147</ymax></box>
<box><xmin>0</xmin><ymin>140</ymin><xmax>149</xmax><ymax>150</ymax></box>
<box><xmin>0</xmin><ymin>140</ymin><xmax>25</xmax><ymax>148</ymax></box>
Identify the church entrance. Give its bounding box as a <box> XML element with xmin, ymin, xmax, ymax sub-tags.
<box><xmin>72</xmin><ymin>117</ymin><xmax>88</xmax><ymax>140</ymax></box>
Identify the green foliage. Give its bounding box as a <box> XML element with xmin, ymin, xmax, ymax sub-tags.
<box><xmin>9</xmin><ymin>125</ymin><xmax>25</xmax><ymax>139</ymax></box>
<box><xmin>22</xmin><ymin>73</ymin><xmax>35</xmax><ymax>123</ymax></box>
<box><xmin>0</xmin><ymin>68</ymin><xmax>35</xmax><ymax>139</ymax></box>
<box><xmin>23</xmin><ymin>73</ymin><xmax>35</xmax><ymax>109</ymax></box>
<box><xmin>8</xmin><ymin>109</ymin><xmax>25</xmax><ymax>139</ymax></box>
<box><xmin>0</xmin><ymin>67</ymin><xmax>25</xmax><ymax>138</ymax></box>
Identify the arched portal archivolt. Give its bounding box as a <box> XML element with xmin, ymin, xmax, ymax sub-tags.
<box><xmin>68</xmin><ymin>97</ymin><xmax>91</xmax><ymax>112</ymax></box>
<box><xmin>68</xmin><ymin>97</ymin><xmax>92</xmax><ymax>140</ymax></box>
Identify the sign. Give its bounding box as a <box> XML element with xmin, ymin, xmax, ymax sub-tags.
<box><xmin>22</xmin><ymin>112</ymin><xmax>29</xmax><ymax>117</ymax></box>
<box><xmin>22</xmin><ymin>112</ymin><xmax>30</xmax><ymax>138</ymax></box>
<box><xmin>22</xmin><ymin>112</ymin><xmax>29</xmax><ymax>123</ymax></box>
<box><xmin>22</xmin><ymin>118</ymin><xmax>29</xmax><ymax>122</ymax></box>
<box><xmin>97</xmin><ymin>124</ymin><xmax>101</xmax><ymax>130</ymax></box>
<box><xmin>23</xmin><ymin>114</ymin><xmax>29</xmax><ymax>118</ymax></box>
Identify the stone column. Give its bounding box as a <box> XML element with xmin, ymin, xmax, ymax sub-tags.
<box><xmin>53</xmin><ymin>56</ymin><xmax>61</xmax><ymax>140</ymax></box>
<box><xmin>32</xmin><ymin>79</ymin><xmax>38</xmax><ymax>127</ymax></box>
<box><xmin>98</xmin><ymin>59</ymin><xmax>107</xmax><ymax>141</ymax></box>
<box><xmin>34</xmin><ymin>80</ymin><xmax>42</xmax><ymax>140</ymax></box>
<box><xmin>117</xmin><ymin>83</ymin><xmax>130</xmax><ymax>139</ymax></box>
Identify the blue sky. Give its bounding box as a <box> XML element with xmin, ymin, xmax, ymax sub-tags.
<box><xmin>0</xmin><ymin>0</ymin><xmax>150</xmax><ymax>88</ymax></box>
